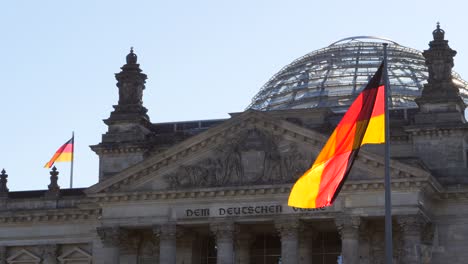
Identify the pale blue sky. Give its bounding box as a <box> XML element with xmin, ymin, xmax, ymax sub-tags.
<box><xmin>0</xmin><ymin>0</ymin><xmax>466</xmax><ymax>191</ymax></box>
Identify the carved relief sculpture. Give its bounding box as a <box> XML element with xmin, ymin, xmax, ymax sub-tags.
<box><xmin>165</xmin><ymin>128</ymin><xmax>309</xmax><ymax>188</ymax></box>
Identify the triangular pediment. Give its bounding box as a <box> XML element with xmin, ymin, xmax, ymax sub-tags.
<box><xmin>86</xmin><ymin>110</ymin><xmax>433</xmax><ymax>194</ymax></box>
<box><xmin>7</xmin><ymin>249</ymin><xmax>40</xmax><ymax>263</ymax></box>
<box><xmin>58</xmin><ymin>247</ymin><xmax>92</xmax><ymax>262</ymax></box>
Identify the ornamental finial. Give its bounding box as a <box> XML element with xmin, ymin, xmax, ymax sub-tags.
<box><xmin>432</xmin><ymin>22</ymin><xmax>445</xmax><ymax>41</ymax></box>
<box><xmin>0</xmin><ymin>169</ymin><xmax>8</xmax><ymax>195</ymax></box>
<box><xmin>126</xmin><ymin>47</ymin><xmax>138</xmax><ymax>64</ymax></box>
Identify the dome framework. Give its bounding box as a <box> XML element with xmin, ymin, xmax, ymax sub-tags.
<box><xmin>248</xmin><ymin>36</ymin><xmax>468</xmax><ymax>112</ymax></box>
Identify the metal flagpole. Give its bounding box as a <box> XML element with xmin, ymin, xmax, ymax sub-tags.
<box><xmin>70</xmin><ymin>131</ymin><xmax>74</xmax><ymax>189</ymax></box>
<box><xmin>382</xmin><ymin>43</ymin><xmax>393</xmax><ymax>264</ymax></box>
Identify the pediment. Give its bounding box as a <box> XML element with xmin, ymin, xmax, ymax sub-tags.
<box><xmin>162</xmin><ymin>128</ymin><xmax>314</xmax><ymax>189</ymax></box>
<box><xmin>7</xmin><ymin>249</ymin><xmax>40</xmax><ymax>263</ymax></box>
<box><xmin>86</xmin><ymin>110</ymin><xmax>433</xmax><ymax>194</ymax></box>
<box><xmin>58</xmin><ymin>247</ymin><xmax>91</xmax><ymax>262</ymax></box>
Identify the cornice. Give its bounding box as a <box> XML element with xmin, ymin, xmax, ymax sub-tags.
<box><xmin>88</xmin><ymin>176</ymin><xmax>439</xmax><ymax>204</ymax></box>
<box><xmin>405</xmin><ymin>124</ymin><xmax>468</xmax><ymax>136</ymax></box>
<box><xmin>438</xmin><ymin>189</ymin><xmax>468</xmax><ymax>200</ymax></box>
<box><xmin>90</xmin><ymin>142</ymin><xmax>150</xmax><ymax>155</ymax></box>
<box><xmin>89</xmin><ymin>185</ymin><xmax>292</xmax><ymax>203</ymax></box>
<box><xmin>0</xmin><ymin>208</ymin><xmax>101</xmax><ymax>225</ymax></box>
<box><xmin>390</xmin><ymin>135</ymin><xmax>410</xmax><ymax>141</ymax></box>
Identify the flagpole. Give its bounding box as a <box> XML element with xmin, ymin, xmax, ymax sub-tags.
<box><xmin>383</xmin><ymin>43</ymin><xmax>393</xmax><ymax>264</ymax></box>
<box><xmin>70</xmin><ymin>131</ymin><xmax>74</xmax><ymax>189</ymax></box>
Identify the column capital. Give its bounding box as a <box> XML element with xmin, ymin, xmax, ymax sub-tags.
<box><xmin>154</xmin><ymin>223</ymin><xmax>177</xmax><ymax>264</ymax></box>
<box><xmin>275</xmin><ymin>217</ymin><xmax>300</xmax><ymax>264</ymax></box>
<box><xmin>397</xmin><ymin>214</ymin><xmax>428</xmax><ymax>264</ymax></box>
<box><xmin>336</xmin><ymin>215</ymin><xmax>361</xmax><ymax>264</ymax></box>
<box><xmin>397</xmin><ymin>214</ymin><xmax>428</xmax><ymax>236</ymax></box>
<box><xmin>275</xmin><ymin>217</ymin><xmax>301</xmax><ymax>240</ymax></box>
<box><xmin>335</xmin><ymin>214</ymin><xmax>361</xmax><ymax>239</ymax></box>
<box><xmin>210</xmin><ymin>221</ymin><xmax>236</xmax><ymax>241</ymax></box>
<box><xmin>153</xmin><ymin>222</ymin><xmax>177</xmax><ymax>241</ymax></box>
<box><xmin>97</xmin><ymin>226</ymin><xmax>121</xmax><ymax>248</ymax></box>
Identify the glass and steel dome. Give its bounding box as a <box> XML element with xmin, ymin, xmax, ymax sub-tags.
<box><xmin>248</xmin><ymin>36</ymin><xmax>468</xmax><ymax>112</ymax></box>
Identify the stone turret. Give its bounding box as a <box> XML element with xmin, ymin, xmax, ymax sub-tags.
<box><xmin>91</xmin><ymin>48</ymin><xmax>153</xmax><ymax>181</ymax></box>
<box><xmin>406</xmin><ymin>24</ymin><xmax>468</xmax><ymax>184</ymax></box>
<box><xmin>415</xmin><ymin>23</ymin><xmax>466</xmax><ymax>124</ymax></box>
<box><xmin>0</xmin><ymin>169</ymin><xmax>8</xmax><ymax>197</ymax></box>
<box><xmin>112</xmin><ymin>47</ymin><xmax>149</xmax><ymax>121</ymax></box>
<box><xmin>45</xmin><ymin>166</ymin><xmax>60</xmax><ymax>198</ymax></box>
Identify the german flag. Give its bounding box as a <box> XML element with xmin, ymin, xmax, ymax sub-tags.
<box><xmin>44</xmin><ymin>137</ymin><xmax>74</xmax><ymax>168</ymax></box>
<box><xmin>288</xmin><ymin>63</ymin><xmax>385</xmax><ymax>208</ymax></box>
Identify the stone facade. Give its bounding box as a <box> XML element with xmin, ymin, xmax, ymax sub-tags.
<box><xmin>1</xmin><ymin>25</ymin><xmax>468</xmax><ymax>263</ymax></box>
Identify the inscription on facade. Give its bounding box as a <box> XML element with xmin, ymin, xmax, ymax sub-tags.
<box><xmin>219</xmin><ymin>205</ymin><xmax>281</xmax><ymax>216</ymax></box>
<box><xmin>186</xmin><ymin>208</ymin><xmax>210</xmax><ymax>217</ymax></box>
<box><xmin>183</xmin><ymin>204</ymin><xmax>327</xmax><ymax>218</ymax></box>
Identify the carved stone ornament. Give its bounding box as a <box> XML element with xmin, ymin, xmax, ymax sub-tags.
<box><xmin>210</xmin><ymin>221</ymin><xmax>236</xmax><ymax>242</ymax></box>
<box><xmin>153</xmin><ymin>223</ymin><xmax>177</xmax><ymax>241</ymax></box>
<box><xmin>397</xmin><ymin>214</ymin><xmax>427</xmax><ymax>237</ymax></box>
<box><xmin>139</xmin><ymin>235</ymin><xmax>159</xmax><ymax>260</ymax></box>
<box><xmin>45</xmin><ymin>166</ymin><xmax>60</xmax><ymax>198</ymax></box>
<box><xmin>396</xmin><ymin>214</ymin><xmax>430</xmax><ymax>264</ymax></box>
<box><xmin>335</xmin><ymin>215</ymin><xmax>361</xmax><ymax>240</ymax></box>
<box><xmin>116</xmin><ymin>47</ymin><xmax>147</xmax><ymax>106</ymax></box>
<box><xmin>165</xmin><ymin>129</ymin><xmax>309</xmax><ymax>189</ymax></box>
<box><xmin>418</xmin><ymin>23</ymin><xmax>463</xmax><ymax>104</ymax></box>
<box><xmin>275</xmin><ymin>218</ymin><xmax>301</xmax><ymax>240</ymax></box>
<box><xmin>97</xmin><ymin>226</ymin><xmax>121</xmax><ymax>248</ymax></box>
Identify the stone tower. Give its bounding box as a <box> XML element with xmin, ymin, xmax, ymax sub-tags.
<box><xmin>91</xmin><ymin>48</ymin><xmax>153</xmax><ymax>181</ymax></box>
<box><xmin>407</xmin><ymin>24</ymin><xmax>468</xmax><ymax>184</ymax></box>
<box><xmin>414</xmin><ymin>23</ymin><xmax>466</xmax><ymax>124</ymax></box>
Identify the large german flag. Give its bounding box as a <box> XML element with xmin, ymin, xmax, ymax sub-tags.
<box><xmin>44</xmin><ymin>137</ymin><xmax>74</xmax><ymax>168</ymax></box>
<box><xmin>288</xmin><ymin>63</ymin><xmax>385</xmax><ymax>208</ymax></box>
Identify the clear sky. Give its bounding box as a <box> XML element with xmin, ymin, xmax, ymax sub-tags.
<box><xmin>0</xmin><ymin>0</ymin><xmax>466</xmax><ymax>191</ymax></box>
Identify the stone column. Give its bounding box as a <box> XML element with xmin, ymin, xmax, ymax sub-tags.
<box><xmin>41</xmin><ymin>244</ymin><xmax>58</xmax><ymax>264</ymax></box>
<box><xmin>211</xmin><ymin>221</ymin><xmax>235</xmax><ymax>264</ymax></box>
<box><xmin>299</xmin><ymin>227</ymin><xmax>316</xmax><ymax>264</ymax></box>
<box><xmin>154</xmin><ymin>223</ymin><xmax>177</xmax><ymax>264</ymax></box>
<box><xmin>397</xmin><ymin>215</ymin><xmax>427</xmax><ymax>264</ymax></box>
<box><xmin>275</xmin><ymin>218</ymin><xmax>300</xmax><ymax>264</ymax></box>
<box><xmin>235</xmin><ymin>232</ymin><xmax>252</xmax><ymax>264</ymax></box>
<box><xmin>177</xmin><ymin>227</ymin><xmax>196</xmax><ymax>264</ymax></box>
<box><xmin>358</xmin><ymin>222</ymin><xmax>371</xmax><ymax>264</ymax></box>
<box><xmin>97</xmin><ymin>226</ymin><xmax>121</xmax><ymax>264</ymax></box>
<box><xmin>335</xmin><ymin>215</ymin><xmax>361</xmax><ymax>264</ymax></box>
<box><xmin>0</xmin><ymin>246</ymin><xmax>7</xmax><ymax>264</ymax></box>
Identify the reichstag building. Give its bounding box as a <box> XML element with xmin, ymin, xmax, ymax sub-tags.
<box><xmin>0</xmin><ymin>24</ymin><xmax>467</xmax><ymax>264</ymax></box>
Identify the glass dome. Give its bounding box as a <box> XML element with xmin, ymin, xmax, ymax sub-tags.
<box><xmin>248</xmin><ymin>36</ymin><xmax>468</xmax><ymax>112</ymax></box>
